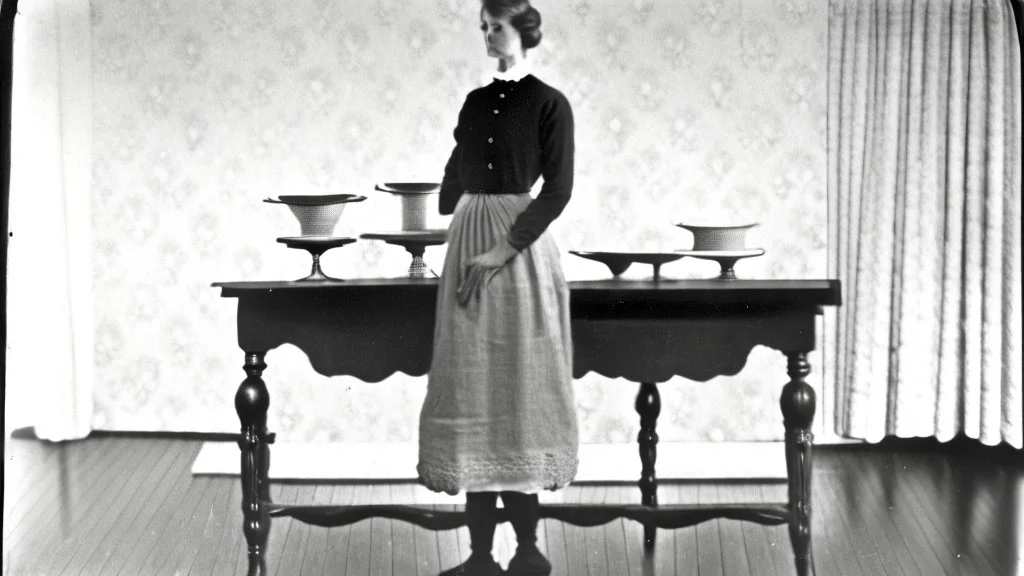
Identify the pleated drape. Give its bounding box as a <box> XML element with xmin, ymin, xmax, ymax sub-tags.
<box><xmin>8</xmin><ymin>0</ymin><xmax>95</xmax><ymax>441</ymax></box>
<box><xmin>827</xmin><ymin>0</ymin><xmax>1022</xmax><ymax>448</ymax></box>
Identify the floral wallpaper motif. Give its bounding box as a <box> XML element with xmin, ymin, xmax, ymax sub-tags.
<box><xmin>88</xmin><ymin>0</ymin><xmax>827</xmax><ymax>443</ymax></box>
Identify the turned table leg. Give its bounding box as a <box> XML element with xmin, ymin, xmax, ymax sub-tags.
<box><xmin>236</xmin><ymin>352</ymin><xmax>272</xmax><ymax>576</ymax></box>
<box><xmin>635</xmin><ymin>381</ymin><xmax>660</xmax><ymax>552</ymax></box>
<box><xmin>780</xmin><ymin>352</ymin><xmax>815</xmax><ymax>576</ymax></box>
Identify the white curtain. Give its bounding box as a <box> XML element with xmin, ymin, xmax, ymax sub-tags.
<box><xmin>827</xmin><ymin>0</ymin><xmax>1022</xmax><ymax>448</ymax></box>
<box><xmin>6</xmin><ymin>0</ymin><xmax>94</xmax><ymax>441</ymax></box>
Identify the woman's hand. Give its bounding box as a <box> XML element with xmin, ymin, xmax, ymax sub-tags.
<box><xmin>467</xmin><ymin>241</ymin><xmax>519</xmax><ymax>268</ymax></box>
<box><xmin>456</xmin><ymin>241</ymin><xmax>520</xmax><ymax>307</ymax></box>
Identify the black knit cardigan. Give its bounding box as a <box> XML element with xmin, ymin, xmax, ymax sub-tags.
<box><xmin>438</xmin><ymin>74</ymin><xmax>575</xmax><ymax>252</ymax></box>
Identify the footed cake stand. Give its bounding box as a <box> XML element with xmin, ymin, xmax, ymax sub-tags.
<box><xmin>277</xmin><ymin>237</ymin><xmax>358</xmax><ymax>282</ymax></box>
<box><xmin>360</xmin><ymin>230</ymin><xmax>448</xmax><ymax>278</ymax></box>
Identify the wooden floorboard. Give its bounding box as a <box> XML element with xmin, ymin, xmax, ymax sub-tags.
<box><xmin>13</xmin><ymin>437</ymin><xmax>145</xmax><ymax>575</ymax></box>
<box><xmin>293</xmin><ymin>484</ymin><xmax>334</xmax><ymax>576</ymax></box>
<box><xmin>696</xmin><ymin>483</ymin><xmax>725</xmax><ymax>576</ymax></box>
<box><xmin>844</xmin><ymin>462</ymin><xmax>895</xmax><ymax>575</ymax></box>
<box><xmin>138</xmin><ymin>475</ymin><xmax>217</xmax><ymax>575</ymax></box>
<box><xmin>5</xmin><ymin>437</ymin><xmax>107</xmax><ymax>548</ymax></box>
<box><xmin>541</xmin><ymin>485</ymin><xmax>569</xmax><ymax>576</ymax></box>
<box><xmin>88</xmin><ymin>441</ymin><xmax>198</xmax><ymax>576</ymax></box>
<box><xmin>211</xmin><ymin>480</ymin><xmax>246</xmax><ymax>576</ymax></box>
<box><xmin>3</xmin><ymin>439</ymin><xmax>59</xmax><ymax>525</ymax></box>
<box><xmin>816</xmin><ymin>468</ymin><xmax>865</xmax><ymax>576</ymax></box>
<box><xmin>826</xmin><ymin>456</ymin><xmax>918</xmax><ymax>576</ymax></box>
<box><xmin>913</xmin><ymin>453</ymin><xmax>1010</xmax><ymax>575</ymax></box>
<box><xmin>162</xmin><ymin>474</ymin><xmax>229</xmax><ymax>576</ymax></box>
<box><xmin>186</xmin><ymin>477</ymin><xmax>237</xmax><ymax>576</ymax></box>
<box><xmin>648</xmin><ymin>485</ymin><xmax>675</xmax><ymax>576</ymax></box>
<box><xmin>607</xmin><ymin>485</ymin><xmax>649</xmax><ymax>576</ymax></box>
<box><xmin>894</xmin><ymin>453</ymin><xmax>997</xmax><ymax>576</ymax></box>
<box><xmin>262</xmin><ymin>483</ymin><xmax>296</xmax><ymax>576</ymax></box>
<box><xmin>452</xmin><ymin>500</ymin><xmax>472</xmax><ymax>572</ymax></box>
<box><xmin>714</xmin><ymin>483</ymin><xmax>752</xmax><ymax>576</ymax></box>
<box><xmin>369</xmin><ymin>483</ymin><xmax>395</xmax><ymax>576</ymax></box>
<box><xmin>603</xmin><ymin>486</ymin><xmax>630</xmax><ymax>576</ymax></box>
<box><xmin>850</xmin><ymin>452</ymin><xmax>948</xmax><ymax>576</ymax></box>
<box><xmin>584</xmin><ymin>484</ymin><xmax>609</xmax><ymax>576</ymax></box>
<box><xmin>562</xmin><ymin>484</ymin><xmax>590</xmax><ymax>576</ymax></box>
<box><xmin>390</xmin><ymin>484</ymin><xmax>419</xmax><ymax>576</ymax></box>
<box><xmin>5</xmin><ymin>442</ymin><xmax>90</xmax><ymax>567</ymax></box>
<box><xmin>409</xmin><ymin>484</ymin><xmax>441</xmax><ymax>576</ymax></box>
<box><xmin>3</xmin><ymin>437</ymin><xmax>1022</xmax><ymax>576</ymax></box>
<box><xmin>885</xmin><ymin>455</ymin><xmax>960</xmax><ymax>576</ymax></box>
<box><xmin>57</xmin><ymin>438</ymin><xmax>173</xmax><ymax>576</ymax></box>
<box><xmin>274</xmin><ymin>484</ymin><xmax>316</xmax><ymax>576</ymax></box>
<box><xmin>961</xmin><ymin>466</ymin><xmax>1014</xmax><ymax>566</ymax></box>
<box><xmin>732</xmin><ymin>482</ymin><xmax>775</xmax><ymax>575</ymax></box>
<box><xmin>672</xmin><ymin>483</ymin><xmax>700</xmax><ymax>576</ymax></box>
<box><xmin>758</xmin><ymin>483</ymin><xmax>799</xmax><ymax>575</ymax></box>
<box><xmin>320</xmin><ymin>485</ymin><xmax>357</xmax><ymax>576</ymax></box>
<box><xmin>101</xmin><ymin>441</ymin><xmax>202</xmax><ymax>576</ymax></box>
<box><xmin>27</xmin><ymin>437</ymin><xmax>153</xmax><ymax>576</ymax></box>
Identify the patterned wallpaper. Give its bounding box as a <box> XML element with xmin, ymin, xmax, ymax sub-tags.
<box><xmin>88</xmin><ymin>0</ymin><xmax>827</xmax><ymax>443</ymax></box>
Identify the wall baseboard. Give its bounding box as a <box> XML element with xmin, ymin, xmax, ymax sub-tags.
<box><xmin>191</xmin><ymin>441</ymin><xmax>792</xmax><ymax>482</ymax></box>
<box><xmin>7</xmin><ymin>426</ymin><xmax>241</xmax><ymax>442</ymax></box>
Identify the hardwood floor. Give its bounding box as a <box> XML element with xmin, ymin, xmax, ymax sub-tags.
<box><xmin>3</xmin><ymin>435</ymin><xmax>1021</xmax><ymax>576</ymax></box>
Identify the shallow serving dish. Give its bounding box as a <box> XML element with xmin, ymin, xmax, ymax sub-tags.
<box><xmin>569</xmin><ymin>251</ymin><xmax>684</xmax><ymax>280</ymax></box>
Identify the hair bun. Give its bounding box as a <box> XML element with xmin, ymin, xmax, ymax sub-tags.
<box><xmin>517</xmin><ymin>5</ymin><xmax>542</xmax><ymax>50</ymax></box>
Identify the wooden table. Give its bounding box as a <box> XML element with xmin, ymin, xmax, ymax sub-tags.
<box><xmin>212</xmin><ymin>278</ymin><xmax>841</xmax><ymax>576</ymax></box>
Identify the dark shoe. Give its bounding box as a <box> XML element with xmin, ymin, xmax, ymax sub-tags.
<box><xmin>439</xmin><ymin>491</ymin><xmax>500</xmax><ymax>576</ymax></box>
<box><xmin>438</xmin><ymin>553</ymin><xmax>504</xmax><ymax>576</ymax></box>
<box><xmin>506</xmin><ymin>544</ymin><xmax>552</xmax><ymax>576</ymax></box>
<box><xmin>500</xmin><ymin>492</ymin><xmax>549</xmax><ymax>575</ymax></box>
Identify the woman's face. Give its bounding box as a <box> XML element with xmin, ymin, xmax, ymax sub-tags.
<box><xmin>480</xmin><ymin>10</ymin><xmax>522</xmax><ymax>60</ymax></box>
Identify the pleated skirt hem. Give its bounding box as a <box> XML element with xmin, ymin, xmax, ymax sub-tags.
<box><xmin>416</xmin><ymin>452</ymin><xmax>579</xmax><ymax>496</ymax></box>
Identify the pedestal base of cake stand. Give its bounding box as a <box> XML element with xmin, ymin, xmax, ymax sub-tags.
<box><xmin>360</xmin><ymin>231</ymin><xmax>448</xmax><ymax>278</ymax></box>
<box><xmin>676</xmin><ymin>249</ymin><xmax>766</xmax><ymax>280</ymax></box>
<box><xmin>277</xmin><ymin>237</ymin><xmax>358</xmax><ymax>282</ymax></box>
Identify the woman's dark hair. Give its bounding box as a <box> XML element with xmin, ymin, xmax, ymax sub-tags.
<box><xmin>481</xmin><ymin>0</ymin><xmax>542</xmax><ymax>50</ymax></box>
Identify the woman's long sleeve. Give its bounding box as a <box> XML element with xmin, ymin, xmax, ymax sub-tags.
<box><xmin>439</xmin><ymin>98</ymin><xmax>469</xmax><ymax>215</ymax></box>
<box><xmin>505</xmin><ymin>92</ymin><xmax>575</xmax><ymax>251</ymax></box>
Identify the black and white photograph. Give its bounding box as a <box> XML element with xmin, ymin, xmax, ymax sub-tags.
<box><xmin>2</xmin><ymin>0</ymin><xmax>1022</xmax><ymax>574</ymax></box>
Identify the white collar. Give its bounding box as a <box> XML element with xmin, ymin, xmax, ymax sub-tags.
<box><xmin>493</xmin><ymin>58</ymin><xmax>532</xmax><ymax>82</ymax></box>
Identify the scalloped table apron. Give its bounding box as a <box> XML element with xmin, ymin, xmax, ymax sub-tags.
<box><xmin>213</xmin><ymin>277</ymin><xmax>841</xmax><ymax>576</ymax></box>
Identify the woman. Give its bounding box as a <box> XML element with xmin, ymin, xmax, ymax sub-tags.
<box><xmin>416</xmin><ymin>1</ymin><xmax>579</xmax><ymax>575</ymax></box>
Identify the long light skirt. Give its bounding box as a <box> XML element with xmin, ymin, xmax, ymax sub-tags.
<box><xmin>417</xmin><ymin>192</ymin><xmax>580</xmax><ymax>495</ymax></box>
